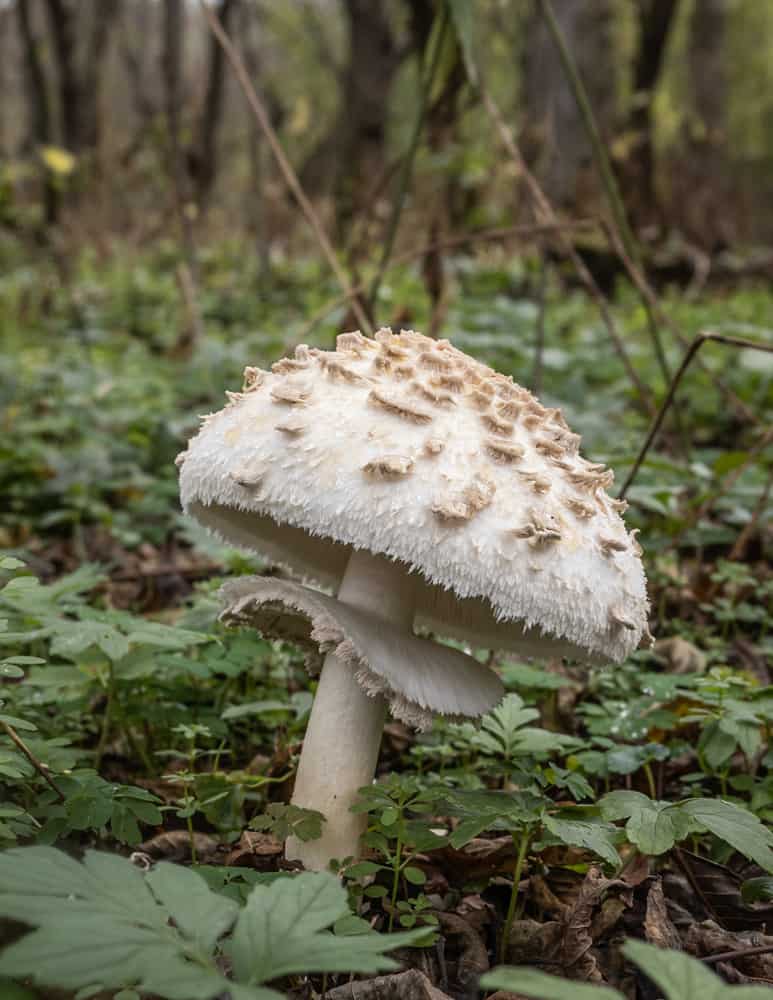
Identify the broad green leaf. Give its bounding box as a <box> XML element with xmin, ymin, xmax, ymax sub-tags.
<box><xmin>622</xmin><ymin>939</ymin><xmax>773</xmax><ymax>998</ymax></box>
<box><xmin>229</xmin><ymin>871</ymin><xmax>426</xmax><ymax>982</ymax></box>
<box><xmin>146</xmin><ymin>863</ymin><xmax>239</xmax><ymax>954</ymax></box>
<box><xmin>681</xmin><ymin>799</ymin><xmax>773</xmax><ymax>873</ymax></box>
<box><xmin>482</xmin><ymin>966</ymin><xmax>624</xmax><ymax>999</ymax></box>
<box><xmin>542</xmin><ymin>813</ymin><xmax>621</xmax><ymax>868</ymax></box>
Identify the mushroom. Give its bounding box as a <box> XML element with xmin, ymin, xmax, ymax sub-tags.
<box><xmin>178</xmin><ymin>329</ymin><xmax>649</xmax><ymax>869</ymax></box>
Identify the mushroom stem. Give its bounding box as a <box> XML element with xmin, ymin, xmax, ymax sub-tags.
<box><xmin>286</xmin><ymin>549</ymin><xmax>415</xmax><ymax>869</ymax></box>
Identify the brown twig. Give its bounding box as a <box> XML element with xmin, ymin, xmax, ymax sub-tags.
<box><xmin>601</xmin><ymin>219</ymin><xmax>758</xmax><ymax>426</ymax></box>
<box><xmin>703</xmin><ymin>944</ymin><xmax>773</xmax><ymax>966</ymax></box>
<box><xmin>479</xmin><ymin>85</ymin><xmax>656</xmax><ymax>416</ymax></box>
<box><xmin>619</xmin><ymin>331</ymin><xmax>773</xmax><ymax>498</ymax></box>
<box><xmin>294</xmin><ymin>220</ymin><xmax>598</xmax><ymax>342</ymax></box>
<box><xmin>200</xmin><ymin>1</ymin><xmax>372</xmax><ymax>335</ymax></box>
<box><xmin>1</xmin><ymin>720</ymin><xmax>65</xmax><ymax>802</ymax></box>
<box><xmin>727</xmin><ymin>467</ymin><xmax>773</xmax><ymax>562</ymax></box>
<box><xmin>532</xmin><ymin>257</ymin><xmax>548</xmax><ymax>395</ymax></box>
<box><xmin>670</xmin><ymin>427</ymin><xmax>773</xmax><ymax>549</ymax></box>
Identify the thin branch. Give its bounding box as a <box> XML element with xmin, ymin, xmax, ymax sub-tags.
<box><xmin>703</xmin><ymin>944</ymin><xmax>773</xmax><ymax>966</ymax></box>
<box><xmin>601</xmin><ymin>219</ymin><xmax>758</xmax><ymax>426</ymax></box>
<box><xmin>532</xmin><ymin>258</ymin><xmax>548</xmax><ymax>395</ymax></box>
<box><xmin>1</xmin><ymin>720</ymin><xmax>65</xmax><ymax>803</ymax></box>
<box><xmin>479</xmin><ymin>85</ymin><xmax>656</xmax><ymax>415</ymax></box>
<box><xmin>294</xmin><ymin>220</ymin><xmax>598</xmax><ymax>342</ymax></box>
<box><xmin>368</xmin><ymin>6</ymin><xmax>449</xmax><ymax>312</ymax></box>
<box><xmin>538</xmin><ymin>0</ymin><xmax>639</xmax><ymax>265</ymax></box>
<box><xmin>619</xmin><ymin>332</ymin><xmax>773</xmax><ymax>499</ymax></box>
<box><xmin>200</xmin><ymin>0</ymin><xmax>372</xmax><ymax>335</ymax></box>
<box><xmin>670</xmin><ymin>427</ymin><xmax>773</xmax><ymax>549</ymax></box>
<box><xmin>727</xmin><ymin>467</ymin><xmax>773</xmax><ymax>562</ymax></box>
<box><xmin>538</xmin><ymin>0</ymin><xmax>675</xmax><ymax>410</ymax></box>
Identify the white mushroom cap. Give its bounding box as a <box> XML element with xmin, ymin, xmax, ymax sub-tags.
<box><xmin>179</xmin><ymin>328</ymin><xmax>649</xmax><ymax>669</ymax></box>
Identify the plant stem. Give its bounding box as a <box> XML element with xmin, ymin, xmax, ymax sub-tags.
<box><xmin>95</xmin><ymin>664</ymin><xmax>116</xmax><ymax>771</ymax></box>
<box><xmin>1</xmin><ymin>721</ymin><xmax>65</xmax><ymax>803</ymax></box>
<box><xmin>500</xmin><ymin>827</ymin><xmax>530</xmax><ymax>964</ymax></box>
<box><xmin>643</xmin><ymin>762</ymin><xmax>657</xmax><ymax>800</ymax></box>
<box><xmin>388</xmin><ymin>830</ymin><xmax>404</xmax><ymax>933</ymax></box>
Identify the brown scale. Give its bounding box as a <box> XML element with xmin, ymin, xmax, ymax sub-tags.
<box><xmin>567</xmin><ymin>468</ymin><xmax>615</xmax><ymax>493</ymax></box>
<box><xmin>598</xmin><ymin>535</ymin><xmax>628</xmax><ymax>558</ymax></box>
<box><xmin>609</xmin><ymin>606</ymin><xmax>636</xmax><ymax>630</ymax></box>
<box><xmin>484</xmin><ymin>439</ymin><xmax>524</xmax><ymax>463</ymax></box>
<box><xmin>432</xmin><ymin>473</ymin><xmax>496</xmax><ymax>522</ymax></box>
<box><xmin>337</xmin><ymin>331</ymin><xmax>375</xmax><ymax>354</ymax></box>
<box><xmin>412</xmin><ymin>381</ymin><xmax>456</xmax><ymax>407</ymax></box>
<box><xmin>368</xmin><ymin>388</ymin><xmax>433</xmax><ymax>424</ymax></box>
<box><xmin>320</xmin><ymin>357</ymin><xmax>366</xmax><ymax>384</ymax></box>
<box><xmin>629</xmin><ymin>528</ymin><xmax>643</xmax><ymax>556</ymax></box>
<box><xmin>272</xmin><ymin>357</ymin><xmax>310</xmax><ymax>375</ymax></box>
<box><xmin>470</xmin><ymin>388</ymin><xmax>495</xmax><ymax>411</ymax></box>
<box><xmin>423</xmin><ymin>437</ymin><xmax>445</xmax><ymax>456</ymax></box>
<box><xmin>512</xmin><ymin>509</ymin><xmax>562</xmax><ymax>548</ymax></box>
<box><xmin>521</xmin><ymin>412</ymin><xmax>545</xmax><ymax>431</ymax></box>
<box><xmin>564</xmin><ymin>495</ymin><xmax>597</xmax><ymax>520</ymax></box>
<box><xmin>534</xmin><ymin>437</ymin><xmax>566</xmax><ymax>459</ymax></box>
<box><xmin>270</xmin><ymin>380</ymin><xmax>313</xmax><ymax>405</ymax></box>
<box><xmin>275</xmin><ymin>415</ymin><xmax>307</xmax><ymax>436</ymax></box>
<box><xmin>242</xmin><ymin>366</ymin><xmax>266</xmax><ymax>392</ymax></box>
<box><xmin>362</xmin><ymin>455</ymin><xmax>415</xmax><ymax>480</ymax></box>
<box><xmin>418</xmin><ymin>350</ymin><xmax>457</xmax><ymax>374</ymax></box>
<box><xmin>481</xmin><ymin>411</ymin><xmax>515</xmax><ymax>437</ymax></box>
<box><xmin>517</xmin><ymin>469</ymin><xmax>551</xmax><ymax>494</ymax></box>
<box><xmin>430</xmin><ymin>372</ymin><xmax>466</xmax><ymax>393</ymax></box>
<box><xmin>608</xmin><ymin>497</ymin><xmax>629</xmax><ymax>514</ymax></box>
<box><xmin>496</xmin><ymin>399</ymin><xmax>522</xmax><ymax>420</ymax></box>
<box><xmin>392</xmin><ymin>362</ymin><xmax>416</xmax><ymax>381</ymax></box>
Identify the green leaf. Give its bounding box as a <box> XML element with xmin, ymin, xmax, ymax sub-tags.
<box><xmin>681</xmin><ymin>799</ymin><xmax>773</xmax><ymax>873</ymax></box>
<box><xmin>622</xmin><ymin>939</ymin><xmax>773</xmax><ymax>998</ymax></box>
<box><xmin>741</xmin><ymin>876</ymin><xmax>773</xmax><ymax>903</ymax></box>
<box><xmin>229</xmin><ymin>871</ymin><xmax>426</xmax><ymax>982</ymax></box>
<box><xmin>0</xmin><ymin>847</ymin><xmax>229</xmax><ymax>999</ymax></box>
<box><xmin>446</xmin><ymin>0</ymin><xmax>477</xmax><ymax>84</ymax></box>
<box><xmin>403</xmin><ymin>866</ymin><xmax>427</xmax><ymax>885</ymax></box>
<box><xmin>146</xmin><ymin>863</ymin><xmax>239</xmax><ymax>953</ymax></box>
<box><xmin>542</xmin><ymin>813</ymin><xmax>621</xmax><ymax>868</ymax></box>
<box><xmin>482</xmin><ymin>967</ymin><xmax>624</xmax><ymax>999</ymax></box>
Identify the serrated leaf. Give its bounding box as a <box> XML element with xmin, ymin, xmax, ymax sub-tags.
<box><xmin>229</xmin><ymin>871</ymin><xmax>426</xmax><ymax>982</ymax></box>
<box><xmin>146</xmin><ymin>863</ymin><xmax>239</xmax><ymax>953</ymax></box>
<box><xmin>622</xmin><ymin>939</ymin><xmax>754</xmax><ymax>999</ymax></box>
<box><xmin>542</xmin><ymin>813</ymin><xmax>621</xmax><ymax>868</ymax></box>
<box><xmin>482</xmin><ymin>966</ymin><xmax>624</xmax><ymax>999</ymax></box>
<box><xmin>681</xmin><ymin>799</ymin><xmax>773</xmax><ymax>873</ymax></box>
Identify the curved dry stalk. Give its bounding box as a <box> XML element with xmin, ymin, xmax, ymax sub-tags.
<box><xmin>619</xmin><ymin>331</ymin><xmax>773</xmax><ymax>499</ymax></box>
<box><xmin>479</xmin><ymin>85</ymin><xmax>656</xmax><ymax>417</ymax></box>
<box><xmin>1</xmin><ymin>720</ymin><xmax>65</xmax><ymax>803</ymax></box>
<box><xmin>201</xmin><ymin>1</ymin><xmax>372</xmax><ymax>335</ymax></box>
<box><xmin>293</xmin><ymin>220</ymin><xmax>598</xmax><ymax>344</ymax></box>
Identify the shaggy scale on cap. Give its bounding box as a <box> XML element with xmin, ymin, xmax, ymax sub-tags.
<box><xmin>179</xmin><ymin>327</ymin><xmax>649</xmax><ymax>667</ymax></box>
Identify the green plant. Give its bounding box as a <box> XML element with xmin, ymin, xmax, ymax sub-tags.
<box><xmin>482</xmin><ymin>938</ymin><xmax>773</xmax><ymax>998</ymax></box>
<box><xmin>0</xmin><ymin>846</ymin><xmax>427</xmax><ymax>999</ymax></box>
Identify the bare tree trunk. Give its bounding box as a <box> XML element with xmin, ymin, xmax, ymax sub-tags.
<box><xmin>521</xmin><ymin>0</ymin><xmax>618</xmax><ymax>214</ymax></box>
<box><xmin>672</xmin><ymin>0</ymin><xmax>734</xmax><ymax>249</ymax></box>
<box><xmin>619</xmin><ymin>0</ymin><xmax>680</xmax><ymax>229</ymax></box>
<box><xmin>162</xmin><ymin>0</ymin><xmax>196</xmax><ymax>267</ymax></box>
<box><xmin>299</xmin><ymin>0</ymin><xmax>404</xmax><ymax>233</ymax></box>
<box><xmin>17</xmin><ymin>0</ymin><xmax>59</xmax><ymax>224</ymax></box>
<box><xmin>189</xmin><ymin>0</ymin><xmax>240</xmax><ymax>209</ymax></box>
<box><xmin>41</xmin><ymin>0</ymin><xmax>119</xmax><ymax>157</ymax></box>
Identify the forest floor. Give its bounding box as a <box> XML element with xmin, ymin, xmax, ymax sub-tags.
<box><xmin>0</xmin><ymin>241</ymin><xmax>772</xmax><ymax>1000</ymax></box>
